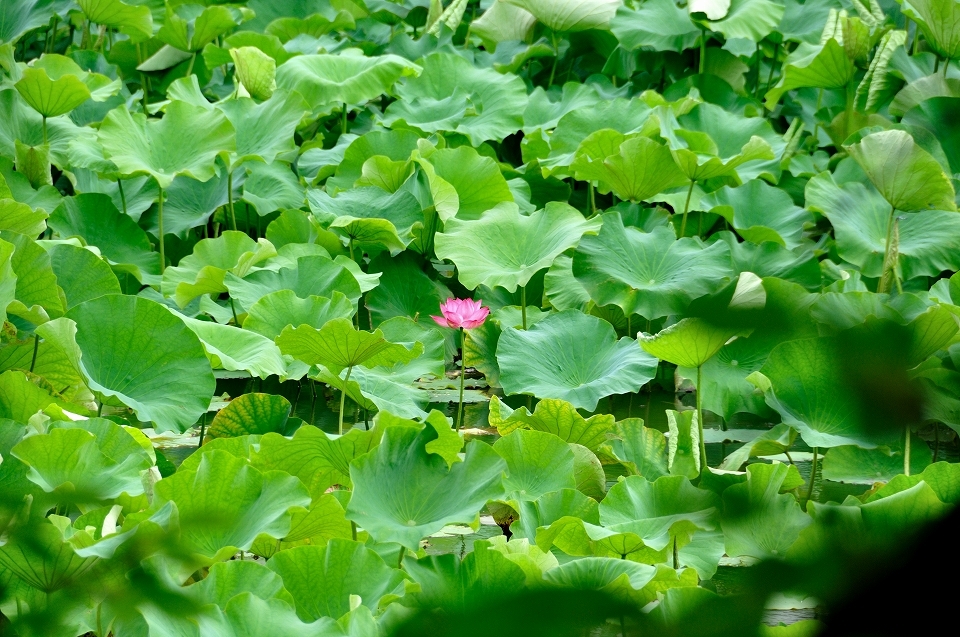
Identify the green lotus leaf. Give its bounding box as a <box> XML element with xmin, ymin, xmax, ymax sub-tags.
<box><xmin>1</xmin><ymin>231</ymin><xmax>63</xmax><ymax>324</ymax></box>
<box><xmin>720</xmin><ymin>463</ymin><xmax>810</xmax><ymax>559</ymax></box>
<box><xmin>488</xmin><ymin>395</ymin><xmax>615</xmax><ymax>451</ymax></box>
<box><xmin>901</xmin><ymin>0</ymin><xmax>960</xmax><ymax>60</ymax></box>
<box><xmin>571</xmin><ymin>133</ymin><xmax>690</xmax><ymax>203</ymax></box>
<box><xmin>861</xmin><ymin>461</ymin><xmax>960</xmax><ymax>504</ymax></box>
<box><xmin>365</xmin><ymin>252</ymin><xmax>451</xmax><ymax>327</ymax></box>
<box><xmin>821</xmin><ymin>441</ymin><xmax>932</xmax><ymax>484</ymax></box>
<box><xmin>37</xmin><ymin>295</ymin><xmax>215</xmax><ymax>432</ymax></box>
<box><xmin>216</xmin><ymin>91</ymin><xmax>308</xmax><ymax>169</ymax></box>
<box><xmin>699</xmin><ymin>180</ymin><xmax>812</xmax><ymax>249</ymax></box>
<box><xmin>611</xmin><ymin>0</ymin><xmax>699</xmax><ymax>52</ymax></box>
<box><xmin>573</xmin><ymin>213</ymin><xmax>734</xmax><ymax>320</ymax></box>
<box><xmin>403</xmin><ymin>542</ymin><xmax>526</xmax><ymax>611</ymax></box>
<box><xmin>494</xmin><ymin>429</ymin><xmax>577</xmax><ymax>503</ymax></box>
<box><xmin>666</xmin><ymin>409</ymin><xmax>700</xmax><ymax>479</ymax></box>
<box><xmin>858</xmin><ymin>480</ymin><xmax>951</xmax><ymax>537</ymax></box>
<box><xmin>0</xmin><ymin>88</ymin><xmax>96</xmax><ymax>170</ymax></box>
<box><xmin>224</xmin><ymin>255</ymin><xmax>362</xmax><ymax>312</ymax></box>
<box><xmin>0</xmin><ymin>332</ymin><xmax>84</xmax><ymax>396</ymax></box>
<box><xmin>435</xmin><ymin>202</ymin><xmax>598</xmax><ymax>293</ymax></box>
<box><xmin>640</xmin><ymin>318</ymin><xmax>742</xmax><ymax>369</ymax></box>
<box><xmin>0</xmin><ymin>187</ymin><xmax>47</xmax><ymax>236</ymax></box>
<box><xmin>0</xmin><ymin>520</ymin><xmax>96</xmax><ymax>593</ymax></box>
<box><xmin>504</xmin><ymin>0</ymin><xmax>620</xmax><ymax>32</ymax></box>
<box><xmin>255</xmin><ymin>493</ymin><xmax>353</xmax><ymax>556</ymax></box>
<box><xmin>175</xmin><ymin>313</ymin><xmax>288</xmax><ymax>379</ymax></box>
<box><xmin>15</xmin><ymin>54</ymin><xmax>120</xmax><ymax>118</ymax></box>
<box><xmin>484</xmin><ymin>535</ymin><xmax>559</xmax><ymax>586</ymax></box>
<box><xmin>0</xmin><ymin>370</ymin><xmax>61</xmax><ymax>422</ymax></box>
<box><xmin>243</xmin><ymin>290</ymin><xmax>355</xmax><ymax>340</ymax></box>
<box><xmin>513</xmin><ymin>487</ymin><xmax>600</xmax><ymax>544</ymax></box>
<box><xmin>346</xmin><ymin>425</ymin><xmax>506</xmax><ymax>550</ymax></box>
<box><xmin>47</xmin><ymin>243</ymin><xmax>121</xmax><ymax>311</ymax></box>
<box><xmin>276</xmin><ymin>52</ymin><xmax>420</xmax><ymax>109</ymax></box>
<box><xmin>764</xmin><ymin>38</ymin><xmax>856</xmax><ymax>109</ymax></box>
<box><xmin>77</xmin><ymin>0</ymin><xmax>152</xmax><ymax>40</ymax></box>
<box><xmin>702</xmin><ymin>0</ymin><xmax>785</xmax><ymax>42</ymax></box>
<box><xmin>325</xmin><ymin>130</ymin><xmax>422</xmax><ymax>193</ymax></box>
<box><xmin>844</xmin><ymin>129</ymin><xmax>956</xmax><ymax>212</ymax></box>
<box><xmin>153</xmin><ymin>449</ymin><xmax>309</xmax><ymax>564</ymax></box>
<box><xmin>497</xmin><ymin>310</ymin><xmax>658</xmax><ymax>410</ymax></box>
<box><xmin>0</xmin><ymin>0</ymin><xmax>72</xmax><ymax>44</ymax></box>
<box><xmin>472</xmin><ymin>0</ymin><xmax>537</xmax><ymax>49</ymax></box>
<box><xmin>158</xmin><ymin>3</ymin><xmax>250</xmax><ymax>52</ymax></box>
<box><xmin>544</xmin><ymin>556</ymin><xmax>657</xmax><ymax>604</ymax></box>
<box><xmin>98</xmin><ymin>102</ymin><xmax>236</xmax><ymax>190</ymax></box>
<box><xmin>382</xmin><ymin>52</ymin><xmax>527</xmax><ymax>144</ymax></box>
<box><xmin>267</xmin><ymin>539</ymin><xmax>406</xmax><ymax>621</ymax></box>
<box><xmin>162</xmin><ymin>232</ymin><xmax>277</xmax><ymax>307</ymax></box>
<box><xmin>189</xmin><ymin>559</ymin><xmax>291</xmax><ymax>609</ymax></box>
<box><xmin>277</xmin><ymin>317</ymin><xmax>421</xmax><ymax>374</ymax></box>
<box><xmin>241</xmin><ymin>161</ymin><xmax>305</xmax><ymax>216</ymax></box>
<box><xmin>244</xmin><ymin>0</ymin><xmax>356</xmax><ymax>42</ymax></box>
<box><xmin>307</xmin><ymin>185</ymin><xmax>423</xmax><ymax>255</ymax></box>
<box><xmin>718</xmin><ymin>424</ymin><xmax>798</xmax><ymax>470</ymax></box>
<box><xmin>419</xmin><ymin>145</ymin><xmax>516</xmax><ymax>221</ymax></box>
<box><xmin>230</xmin><ymin>46</ymin><xmax>277</xmax><ymax>101</ymax></box>
<box><xmin>902</xmin><ymin>96</ymin><xmax>960</xmax><ymax>177</ymax></box>
<box><xmin>206</xmin><ymin>393</ymin><xmax>292</xmax><ymax>441</ymax></box>
<box><xmin>609</xmin><ymin>418</ymin><xmax>670</xmax><ymax>481</ymax></box>
<box><xmin>222</xmin><ymin>593</ymin><xmax>343</xmax><ymax>637</ymax></box>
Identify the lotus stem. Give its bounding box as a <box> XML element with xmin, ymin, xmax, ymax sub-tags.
<box><xmin>804</xmin><ymin>447</ymin><xmax>819</xmax><ymax>508</ymax></box>
<box><xmin>41</xmin><ymin>116</ymin><xmax>47</xmax><ymax>145</ymax></box>
<box><xmin>626</xmin><ymin>314</ymin><xmax>632</xmax><ymax>338</ymax></box>
<box><xmin>46</xmin><ymin>15</ymin><xmax>58</xmax><ymax>53</ymax></box>
<box><xmin>351</xmin><ymin>521</ymin><xmax>357</xmax><ymax>541</ymax></box>
<box><xmin>697</xmin><ymin>364</ymin><xmax>707</xmax><ymax>473</ymax></box>
<box><xmin>342</xmin><ymin>103</ymin><xmax>349</xmax><ymax>135</ymax></box>
<box><xmin>157</xmin><ymin>185</ymin><xmax>165</xmax><ymax>273</ymax></box>
<box><xmin>911</xmin><ymin>19</ymin><xmax>919</xmax><ymax>55</ymax></box>
<box><xmin>878</xmin><ymin>203</ymin><xmax>898</xmax><ymax>294</ymax></box>
<box><xmin>397</xmin><ymin>545</ymin><xmax>406</xmax><ymax>569</ymax></box>
<box><xmin>588</xmin><ymin>181</ymin><xmax>596</xmax><ymax>217</ymax></box>
<box><xmin>811</xmin><ymin>88</ymin><xmax>824</xmax><ymax>146</ymax></box>
<box><xmin>933</xmin><ymin>423</ymin><xmax>940</xmax><ymax>462</ymax></box>
<box><xmin>903</xmin><ymin>427</ymin><xmax>911</xmax><ymax>476</ymax></box>
<box><xmin>227</xmin><ymin>170</ymin><xmax>237</xmax><ymax>231</ymax></box>
<box><xmin>229</xmin><ymin>296</ymin><xmax>239</xmax><ymax>325</ymax></box>
<box><xmin>764</xmin><ymin>41</ymin><xmax>780</xmax><ymax>93</ymax></box>
<box><xmin>457</xmin><ymin>328</ymin><xmax>466</xmax><ymax>431</ymax></box>
<box><xmin>520</xmin><ymin>285</ymin><xmax>527</xmax><ymax>329</ymax></box>
<box><xmin>548</xmin><ymin>32</ymin><xmax>560</xmax><ymax>87</ymax></box>
<box><xmin>117</xmin><ymin>179</ymin><xmax>127</xmax><ymax>216</ymax></box>
<box><xmin>680</xmin><ymin>180</ymin><xmax>695</xmax><ymax>236</ymax></box>
<box><xmin>186</xmin><ymin>52</ymin><xmax>196</xmax><ymax>77</ymax></box>
<box><xmin>198</xmin><ymin>413</ymin><xmax>206</xmax><ymax>446</ymax></box>
<box><xmin>338</xmin><ymin>366</ymin><xmax>354</xmax><ymax>435</ymax></box>
<box><xmin>29</xmin><ymin>334</ymin><xmax>39</xmax><ymax>373</ymax></box>
<box><xmin>942</xmin><ymin>57</ymin><xmax>950</xmax><ymax>77</ymax></box>
<box><xmin>672</xmin><ymin>537</ymin><xmax>679</xmax><ymax>569</ymax></box>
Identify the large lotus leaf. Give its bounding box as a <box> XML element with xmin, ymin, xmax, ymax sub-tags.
<box><xmin>243</xmin><ymin>290</ymin><xmax>355</xmax><ymax>340</ymax></box>
<box><xmin>714</xmin><ymin>233</ymin><xmax>820</xmax><ymax>291</ymax></box>
<box><xmin>513</xmin><ymin>487</ymin><xmax>600</xmax><ymax>544</ymax></box>
<box><xmin>544</xmin><ymin>556</ymin><xmax>658</xmax><ymax>605</ymax></box>
<box><xmin>702</xmin><ymin>0</ymin><xmax>785</xmax><ymax>42</ymax></box>
<box><xmin>859</xmin><ymin>480</ymin><xmax>951</xmax><ymax>538</ymax></box>
<box><xmin>276</xmin><ymin>52</ymin><xmax>420</xmax><ymax>109</ymax></box>
<box><xmin>224</xmin><ymin>255</ymin><xmax>362</xmax><ymax>311</ymax></box>
<box><xmin>503</xmin><ymin>0</ymin><xmax>620</xmax><ymax>31</ymax></box>
<box><xmin>571</xmin><ymin>133</ymin><xmax>690</xmax><ymax>203</ymax></box>
<box><xmin>243</xmin><ymin>0</ymin><xmax>356</xmax><ymax>41</ymax></box>
<box><xmin>307</xmin><ymin>185</ymin><xmax>423</xmax><ymax>255</ymax></box>
<box><xmin>0</xmin><ymin>520</ymin><xmax>96</xmax><ymax>593</ymax></box>
<box><xmin>700</xmin><ymin>180</ymin><xmax>812</xmax><ymax>249</ymax></box>
<box><xmin>382</xmin><ymin>52</ymin><xmax>528</xmax><ymax>144</ymax></box>
<box><xmin>523</xmin><ymin>82</ymin><xmax>606</xmax><ymax>133</ymax></box>
<box><xmin>365</xmin><ymin>252</ymin><xmax>451</xmax><ymax>327</ymax></box>
<box><xmin>173</xmin><ymin>313</ymin><xmax>287</xmax><ymax>378</ymax></box>
<box><xmin>0</xmin><ymin>0</ymin><xmax>72</xmax><ymax>44</ymax></box>
<box><xmin>98</xmin><ymin>102</ymin><xmax>236</xmax><ymax>189</ymax></box>
<box><xmin>821</xmin><ymin>441</ymin><xmax>932</xmax><ymax>484</ymax></box>
<box><xmin>639</xmin><ymin>318</ymin><xmax>742</xmax><ymax>369</ymax></box>
<box><xmin>844</xmin><ymin>129</ymin><xmax>956</xmax><ymax>212</ymax></box>
<box><xmin>205</xmin><ymin>393</ymin><xmax>291</xmax><ymax>441</ymax></box>
<box><xmin>325</xmin><ymin>130</ymin><xmax>422</xmax><ymax>193</ymax></box>
<box><xmin>220</xmin><ymin>593</ymin><xmax>342</xmax><ymax>637</ymax></box>
<box><xmin>241</xmin><ymin>161</ymin><xmax>305</xmax><ymax>216</ymax></box>
<box><xmin>161</xmin><ymin>232</ymin><xmax>276</xmax><ymax>307</ymax></box>
<box><xmin>277</xmin><ymin>317</ymin><xmax>421</xmax><ymax>374</ymax></box>
<box><xmin>157</xmin><ymin>3</ymin><xmax>249</xmax><ymax>52</ymax></box>
<box><xmin>609</xmin><ymin>418</ymin><xmax>669</xmax><ymax>481</ymax></box>
<box><xmin>0</xmin><ymin>370</ymin><xmax>62</xmax><ymax>422</ymax></box>
<box><xmin>764</xmin><ymin>39</ymin><xmax>856</xmax><ymax>108</ymax></box>
<box><xmin>215</xmin><ymin>91</ymin><xmax>308</xmax><ymax>169</ymax></box>
<box><xmin>48</xmin><ymin>243</ymin><xmax>121</xmax><ymax>310</ymax></box>
<box><xmin>0</xmin><ymin>89</ymin><xmax>96</xmax><ymax>170</ymax></box>
<box><xmin>12</xmin><ymin>426</ymin><xmax>150</xmax><ymax>504</ymax></box>
<box><xmin>861</xmin><ymin>461</ymin><xmax>960</xmax><ymax>505</ymax></box>
<box><xmin>77</xmin><ymin>0</ymin><xmax>153</xmax><ymax>40</ymax></box>
<box><xmin>611</xmin><ymin>0</ymin><xmax>700</xmax><ymax>52</ymax></box>
<box><xmin>37</xmin><ymin>295</ymin><xmax>215</xmax><ymax>432</ymax></box>
<box><xmin>435</xmin><ymin>202</ymin><xmax>598</xmax><ymax>293</ymax></box>
<box><xmin>472</xmin><ymin>0</ymin><xmax>537</xmax><ymax>49</ymax></box>
<box><xmin>493</xmin><ymin>429</ymin><xmax>576</xmax><ymax>503</ymax></box>
<box><xmin>497</xmin><ymin>310</ymin><xmax>658</xmax><ymax>411</ymax></box>
<box><xmin>15</xmin><ymin>54</ymin><xmax>120</xmax><ymax>118</ymax></box>
<box><xmin>573</xmin><ymin>213</ymin><xmax>734</xmax><ymax>320</ymax></box>
<box><xmin>346</xmin><ymin>425</ymin><xmax>506</xmax><ymax>550</ymax></box>
<box><xmin>420</xmin><ymin>145</ymin><xmax>516</xmax><ymax>221</ymax></box>
<box><xmin>1</xmin><ymin>231</ymin><xmax>63</xmax><ymax>324</ymax></box>
<box><xmin>902</xmin><ymin>0</ymin><xmax>960</xmax><ymax>60</ymax></box>
<box><xmin>488</xmin><ymin>395</ymin><xmax>615</xmax><ymax>451</ymax></box>
<box><xmin>153</xmin><ymin>450</ymin><xmax>309</xmax><ymax>564</ymax></box>
<box><xmin>806</xmin><ymin>172</ymin><xmax>960</xmax><ymax>279</ymax></box>
<box><xmin>721</xmin><ymin>463</ymin><xmax>811</xmax><ymax>559</ymax></box>
<box><xmin>718</xmin><ymin>425</ymin><xmax>798</xmax><ymax>472</ymax></box>
<box><xmin>902</xmin><ymin>96</ymin><xmax>960</xmax><ymax>177</ymax></box>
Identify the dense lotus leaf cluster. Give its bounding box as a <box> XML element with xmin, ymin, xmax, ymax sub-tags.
<box><xmin>0</xmin><ymin>0</ymin><xmax>959</xmax><ymax>635</ymax></box>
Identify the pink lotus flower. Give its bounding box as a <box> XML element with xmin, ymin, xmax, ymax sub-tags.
<box><xmin>431</xmin><ymin>297</ymin><xmax>490</xmax><ymax>329</ymax></box>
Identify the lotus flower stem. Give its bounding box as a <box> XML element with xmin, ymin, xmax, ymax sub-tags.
<box><xmin>457</xmin><ymin>328</ymin><xmax>466</xmax><ymax>431</ymax></box>
<box><xmin>338</xmin><ymin>366</ymin><xmax>354</xmax><ymax>435</ymax></box>
<box><xmin>342</xmin><ymin>103</ymin><xmax>349</xmax><ymax>135</ymax></box>
<box><xmin>229</xmin><ymin>296</ymin><xmax>239</xmax><ymax>325</ymax></box>
<box><xmin>186</xmin><ymin>53</ymin><xmax>196</xmax><ymax>77</ymax></box>
<box><xmin>679</xmin><ymin>180</ymin><xmax>695</xmax><ymax>236</ymax></box>
<box><xmin>879</xmin><ymin>204</ymin><xmax>898</xmax><ymax>294</ymax></box>
<box><xmin>699</xmin><ymin>29</ymin><xmax>706</xmax><ymax>75</ymax></box>
<box><xmin>117</xmin><ymin>179</ymin><xmax>127</xmax><ymax>216</ymax></box>
<box><xmin>157</xmin><ymin>185</ymin><xmax>165</xmax><ymax>273</ymax></box>
<box><xmin>765</xmin><ymin>42</ymin><xmax>780</xmax><ymax>93</ymax></box>
<box><xmin>198</xmin><ymin>413</ymin><xmax>206</xmax><ymax>447</ymax></box>
<box><xmin>520</xmin><ymin>286</ymin><xmax>527</xmax><ymax>330</ymax></box>
<box><xmin>227</xmin><ymin>170</ymin><xmax>237</xmax><ymax>231</ymax></box>
<box><xmin>903</xmin><ymin>427</ymin><xmax>911</xmax><ymax>476</ymax></box>
<box><xmin>548</xmin><ymin>32</ymin><xmax>560</xmax><ymax>86</ymax></box>
<box><xmin>933</xmin><ymin>424</ymin><xmax>940</xmax><ymax>462</ymax></box>
<box><xmin>397</xmin><ymin>545</ymin><xmax>406</xmax><ymax>569</ymax></box>
<box><xmin>697</xmin><ymin>364</ymin><xmax>707</xmax><ymax>473</ymax></box>
<box><xmin>41</xmin><ymin>116</ymin><xmax>47</xmax><ymax>145</ymax></box>
<box><xmin>804</xmin><ymin>447</ymin><xmax>819</xmax><ymax>508</ymax></box>
<box><xmin>29</xmin><ymin>334</ymin><xmax>39</xmax><ymax>373</ymax></box>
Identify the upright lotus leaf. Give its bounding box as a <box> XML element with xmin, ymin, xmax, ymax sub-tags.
<box><xmin>0</xmin><ymin>0</ymin><xmax>73</xmax><ymax>44</ymax></box>
<box><xmin>326</xmin><ymin>129</ymin><xmax>422</xmax><ymax>193</ymax></box>
<box><xmin>609</xmin><ymin>418</ymin><xmax>670</xmax><ymax>481</ymax></box>
<box><xmin>365</xmin><ymin>252</ymin><xmax>451</xmax><ymax>326</ymax></box>
<box><xmin>901</xmin><ymin>0</ymin><xmax>960</xmax><ymax>60</ymax></box>
<box><xmin>230</xmin><ymin>47</ymin><xmax>277</xmax><ymax>101</ymax></box>
<box><xmin>0</xmin><ymin>87</ymin><xmax>96</xmax><ymax>169</ymax></box>
<box><xmin>514</xmin><ymin>487</ymin><xmax>600</xmax><ymax>544</ymax></box>
<box><xmin>488</xmin><ymin>395</ymin><xmax>616</xmax><ymax>451</ymax></box>
<box><xmin>37</xmin><ymin>295</ymin><xmax>216</xmax><ymax>432</ymax></box>
<box><xmin>277</xmin><ymin>318</ymin><xmax>421</xmax><ymax>375</ymax></box>
<box><xmin>48</xmin><ymin>244</ymin><xmax>121</xmax><ymax>310</ymax></box>
<box><xmin>243</xmin><ymin>162</ymin><xmax>304</xmax><ymax>215</ymax></box>
<box><xmin>719</xmin><ymin>424</ymin><xmax>799</xmax><ymax>470</ymax></box>
<box><xmin>485</xmin><ymin>535</ymin><xmax>560</xmax><ymax>586</ymax></box>
<box><xmin>699</xmin><ymin>180</ymin><xmax>813</xmax><ymax>249</ymax></box>
<box><xmin>346</xmin><ymin>425</ymin><xmax>506</xmax><ymax>550</ymax></box>
<box><xmin>611</xmin><ymin>0</ymin><xmax>700</xmax><ymax>52</ymax></box>
<box><xmin>666</xmin><ymin>410</ymin><xmax>701</xmax><ymax>479</ymax></box>
<box><xmin>544</xmin><ymin>557</ymin><xmax>658</xmax><ymax>606</ymax></box>
<box><xmin>498</xmin><ymin>310</ymin><xmax>658</xmax><ymax>411</ymax></box>
<box><xmin>243</xmin><ymin>290</ymin><xmax>355</xmax><ymax>340</ymax></box>
<box><xmin>721</xmin><ymin>463</ymin><xmax>811</xmax><ymax>559</ymax></box>
<box><xmin>0</xmin><ymin>520</ymin><xmax>97</xmax><ymax>593</ymax></box>
<box><xmin>153</xmin><ymin>450</ymin><xmax>309</xmax><ymax>565</ymax></box>
<box><xmin>845</xmin><ymin>130</ymin><xmax>957</xmax><ymax>212</ymax></box>
<box><xmin>806</xmin><ymin>172</ymin><xmax>960</xmax><ymax>280</ymax></box>
<box><xmin>902</xmin><ymin>96</ymin><xmax>960</xmax><ymax>177</ymax></box>
<box><xmin>494</xmin><ymin>429</ymin><xmax>577</xmax><ymax>502</ymax></box>
<box><xmin>382</xmin><ymin>52</ymin><xmax>528</xmax><ymax>144</ymax></box>
<box><xmin>764</xmin><ymin>38</ymin><xmax>856</xmax><ymax>108</ymax></box>
<box><xmin>435</xmin><ymin>202</ymin><xmax>599</xmax><ymax>293</ymax></box>
<box><xmin>859</xmin><ymin>481</ymin><xmax>951</xmax><ymax>537</ymax></box>
<box><xmin>418</xmin><ymin>145</ymin><xmax>516</xmax><ymax>221</ymax></box>
<box><xmin>701</xmin><ymin>0</ymin><xmax>785</xmax><ymax>42</ymax></box>
<box><xmin>161</xmin><ymin>232</ymin><xmax>277</xmax><ymax>308</ymax></box>
<box><xmin>504</xmin><ymin>0</ymin><xmax>621</xmax><ymax>32</ymax></box>
<box><xmin>48</xmin><ymin>193</ymin><xmax>161</xmax><ymax>282</ymax></box>
<box><xmin>15</xmin><ymin>140</ymin><xmax>52</xmax><ymax>189</ymax></box>
<box><xmin>216</xmin><ymin>91</ymin><xmax>308</xmax><ymax>170</ymax></box>
<box><xmin>0</xmin><ymin>371</ymin><xmax>61</xmax><ymax>422</ymax></box>
<box><xmin>15</xmin><ymin>54</ymin><xmax>120</xmax><ymax>119</ymax></box>
<box><xmin>243</xmin><ymin>0</ymin><xmax>357</xmax><ymax>41</ymax></box>
<box><xmin>307</xmin><ymin>185</ymin><xmax>424</xmax><ymax>255</ymax></box>
<box><xmin>571</xmin><ymin>133</ymin><xmax>690</xmax><ymax>203</ymax></box>
<box><xmin>573</xmin><ymin>213</ymin><xmax>734</xmax><ymax>320</ymax></box>
<box><xmin>750</xmin><ymin>337</ymin><xmax>879</xmax><ymax>448</ymax></box>
<box><xmin>77</xmin><ymin>0</ymin><xmax>153</xmax><ymax>41</ymax></box>
<box><xmin>1</xmin><ymin>231</ymin><xmax>64</xmax><ymax>324</ymax></box>
<box><xmin>821</xmin><ymin>442</ymin><xmax>931</xmax><ymax>484</ymax></box>
<box><xmin>222</xmin><ymin>594</ymin><xmax>342</xmax><ymax>637</ymax></box>
<box><xmin>640</xmin><ymin>318</ymin><xmax>742</xmax><ymax>369</ymax></box>
<box><xmin>861</xmin><ymin>461</ymin><xmax>960</xmax><ymax>505</ymax></box>
<box><xmin>175</xmin><ymin>314</ymin><xmax>288</xmax><ymax>379</ymax></box>
<box><xmin>206</xmin><ymin>393</ymin><xmax>292</xmax><ymax>441</ymax></box>
<box><xmin>472</xmin><ymin>0</ymin><xmax>537</xmax><ymax>49</ymax></box>
<box><xmin>276</xmin><ymin>52</ymin><xmax>421</xmax><ymax>110</ymax></box>
<box><xmin>158</xmin><ymin>3</ymin><xmax>251</xmax><ymax>52</ymax></box>
<box><xmin>224</xmin><ymin>255</ymin><xmax>362</xmax><ymax>312</ymax></box>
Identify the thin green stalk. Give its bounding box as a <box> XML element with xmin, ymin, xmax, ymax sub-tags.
<box><xmin>456</xmin><ymin>328</ymin><xmax>466</xmax><ymax>430</ymax></box>
<box><xmin>548</xmin><ymin>32</ymin><xmax>560</xmax><ymax>87</ymax></box>
<box><xmin>198</xmin><ymin>413</ymin><xmax>207</xmax><ymax>446</ymax></box>
<box><xmin>46</xmin><ymin>15</ymin><xmax>59</xmax><ymax>53</ymax></box>
<box><xmin>933</xmin><ymin>423</ymin><xmax>940</xmax><ymax>462</ymax></box>
<box><xmin>97</xmin><ymin>399</ymin><xmax>103</xmax><ymax>417</ymax></box>
<box><xmin>805</xmin><ymin>447</ymin><xmax>819</xmax><ymax>507</ymax></box>
<box><xmin>679</xmin><ymin>180</ymin><xmax>695</xmax><ymax>236</ymax></box>
<box><xmin>42</xmin><ymin>116</ymin><xmax>47</xmax><ymax>144</ymax></box>
<box><xmin>699</xmin><ymin>29</ymin><xmax>707</xmax><ymax>75</ymax></box>
<box><xmin>672</xmin><ymin>537</ymin><xmax>679</xmax><ymax>569</ymax></box>
<box><xmin>626</xmin><ymin>314</ymin><xmax>632</xmax><ymax>338</ymax></box>
<box><xmin>229</xmin><ymin>296</ymin><xmax>239</xmax><ymax>325</ymax></box>
<box><xmin>878</xmin><ymin>204</ymin><xmax>897</xmax><ymax>294</ymax></box>
<box><xmin>903</xmin><ymin>427</ymin><xmax>911</xmax><ymax>476</ymax></box>
<box><xmin>942</xmin><ymin>58</ymin><xmax>950</xmax><ymax>77</ymax></box>
<box><xmin>227</xmin><ymin>170</ymin><xmax>237</xmax><ymax>231</ymax></box>
<box><xmin>697</xmin><ymin>365</ymin><xmax>707</xmax><ymax>473</ymax></box>
<box><xmin>351</xmin><ymin>521</ymin><xmax>357</xmax><ymax>541</ymax></box>
<box><xmin>338</xmin><ymin>366</ymin><xmax>354</xmax><ymax>435</ymax></box>
<box><xmin>811</xmin><ymin>88</ymin><xmax>824</xmax><ymax>146</ymax></box>
<box><xmin>342</xmin><ymin>103</ymin><xmax>349</xmax><ymax>134</ymax></box>
<box><xmin>520</xmin><ymin>286</ymin><xmax>527</xmax><ymax>330</ymax></box>
<box><xmin>186</xmin><ymin>52</ymin><xmax>196</xmax><ymax>77</ymax></box>
<box><xmin>29</xmin><ymin>334</ymin><xmax>39</xmax><ymax>373</ymax></box>
<box><xmin>764</xmin><ymin>41</ymin><xmax>780</xmax><ymax>93</ymax></box>
<box><xmin>912</xmin><ymin>20</ymin><xmax>920</xmax><ymax>55</ymax></box>
<box><xmin>157</xmin><ymin>185</ymin><xmax>166</xmax><ymax>272</ymax></box>
<box><xmin>752</xmin><ymin>42</ymin><xmax>761</xmax><ymax>98</ymax></box>
<box><xmin>397</xmin><ymin>545</ymin><xmax>406</xmax><ymax>569</ymax></box>
<box><xmin>588</xmin><ymin>181</ymin><xmax>596</xmax><ymax>217</ymax></box>
<box><xmin>117</xmin><ymin>179</ymin><xmax>127</xmax><ymax>216</ymax></box>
